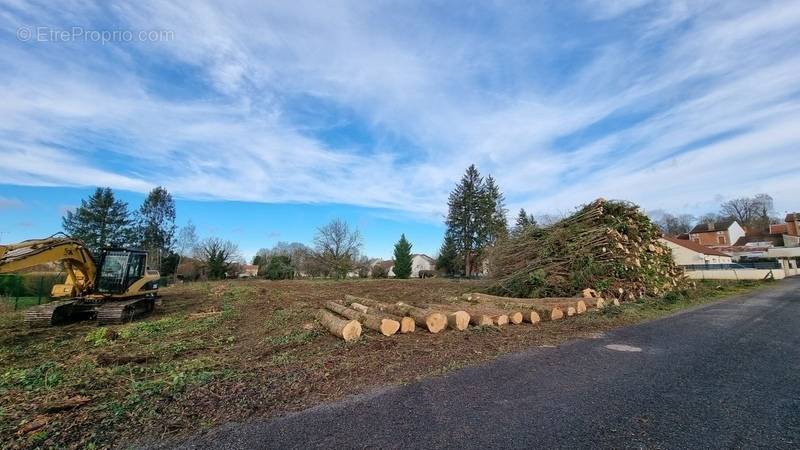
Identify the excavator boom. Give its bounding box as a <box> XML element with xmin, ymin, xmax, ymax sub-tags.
<box><xmin>0</xmin><ymin>235</ymin><xmax>96</xmax><ymax>298</ymax></box>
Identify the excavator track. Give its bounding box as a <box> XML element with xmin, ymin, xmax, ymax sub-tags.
<box><xmin>24</xmin><ymin>300</ymin><xmax>83</xmax><ymax>327</ymax></box>
<box><xmin>96</xmin><ymin>297</ymin><xmax>156</xmax><ymax>325</ymax></box>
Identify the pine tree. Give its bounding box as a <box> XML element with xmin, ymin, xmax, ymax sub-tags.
<box><xmin>435</xmin><ymin>231</ymin><xmax>459</xmax><ymax>276</ymax></box>
<box><xmin>137</xmin><ymin>186</ymin><xmax>177</xmax><ymax>271</ymax></box>
<box><xmin>62</xmin><ymin>187</ymin><xmax>135</xmax><ymax>255</ymax></box>
<box><xmin>444</xmin><ymin>165</ymin><xmax>508</xmax><ymax>276</ymax></box>
<box><xmin>513</xmin><ymin>208</ymin><xmax>538</xmax><ymax>236</ymax></box>
<box><xmin>393</xmin><ymin>234</ymin><xmax>413</xmax><ymax>279</ymax></box>
<box><xmin>446</xmin><ymin>165</ymin><xmax>486</xmax><ymax>276</ymax></box>
<box><xmin>483</xmin><ymin>175</ymin><xmax>508</xmax><ymax>245</ymax></box>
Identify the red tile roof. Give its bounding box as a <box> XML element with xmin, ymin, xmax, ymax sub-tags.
<box><xmin>660</xmin><ymin>236</ymin><xmax>731</xmax><ymax>257</ymax></box>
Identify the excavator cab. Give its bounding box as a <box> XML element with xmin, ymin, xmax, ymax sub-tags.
<box><xmin>96</xmin><ymin>249</ymin><xmax>148</xmax><ymax>294</ymax></box>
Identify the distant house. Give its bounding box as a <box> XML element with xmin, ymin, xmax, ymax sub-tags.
<box><xmin>411</xmin><ymin>254</ymin><xmax>436</xmax><ymax>277</ymax></box>
<box><xmin>688</xmin><ymin>220</ymin><xmax>745</xmax><ymax>247</ymax></box>
<box><xmin>784</xmin><ymin>213</ymin><xmax>800</xmax><ymax>236</ymax></box>
<box><xmin>770</xmin><ymin>223</ymin><xmax>789</xmax><ymax>235</ymax></box>
<box><xmin>370</xmin><ymin>254</ymin><xmax>436</xmax><ymax>278</ymax></box>
<box><xmin>238</xmin><ymin>264</ymin><xmax>259</xmax><ymax>278</ymax></box>
<box><xmin>660</xmin><ymin>236</ymin><xmax>733</xmax><ymax>266</ymax></box>
<box><xmin>371</xmin><ymin>260</ymin><xmax>395</xmax><ymax>277</ymax></box>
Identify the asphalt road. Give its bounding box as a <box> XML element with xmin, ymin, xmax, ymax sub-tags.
<box><xmin>169</xmin><ymin>278</ymin><xmax>800</xmax><ymax>449</ymax></box>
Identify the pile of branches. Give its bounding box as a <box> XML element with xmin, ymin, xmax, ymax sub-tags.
<box><xmin>489</xmin><ymin>199</ymin><xmax>685</xmax><ymax>300</ymax></box>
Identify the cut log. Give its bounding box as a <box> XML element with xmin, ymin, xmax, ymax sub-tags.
<box><xmin>447</xmin><ymin>311</ymin><xmax>470</xmax><ymax>331</ymax></box>
<box><xmin>395</xmin><ymin>302</ymin><xmax>447</xmax><ymax>333</ymax></box>
<box><xmin>582</xmin><ymin>288</ymin><xmax>600</xmax><ymax>298</ymax></box>
<box><xmin>583</xmin><ymin>298</ymin><xmax>606</xmax><ymax>309</ymax></box>
<box><xmin>430</xmin><ymin>303</ymin><xmax>513</xmax><ymax>327</ymax></box>
<box><xmin>469</xmin><ymin>313</ymin><xmax>494</xmax><ymax>326</ymax></box>
<box><xmin>325</xmin><ymin>301</ymin><xmax>399</xmax><ymax>336</ymax></box>
<box><xmin>466</xmin><ymin>293</ymin><xmax>566</xmax><ymax>321</ymax></box>
<box><xmin>507</xmin><ymin>311</ymin><xmax>524</xmax><ymax>324</ymax></box>
<box><xmin>316</xmin><ymin>309</ymin><xmax>361</xmax><ymax>342</ymax></box>
<box><xmin>531</xmin><ymin>305</ymin><xmax>564</xmax><ymax>321</ymax></box>
<box><xmin>492</xmin><ymin>314</ymin><xmax>510</xmax><ymax>326</ymax></box>
<box><xmin>525</xmin><ymin>310</ymin><xmax>541</xmax><ymax>324</ymax></box>
<box><xmin>347</xmin><ymin>297</ymin><xmax>415</xmax><ymax>333</ymax></box>
<box><xmin>349</xmin><ymin>302</ymin><xmax>369</xmax><ymax>314</ymax></box>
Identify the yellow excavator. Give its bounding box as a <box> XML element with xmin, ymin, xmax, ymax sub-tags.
<box><xmin>0</xmin><ymin>234</ymin><xmax>160</xmax><ymax>326</ymax></box>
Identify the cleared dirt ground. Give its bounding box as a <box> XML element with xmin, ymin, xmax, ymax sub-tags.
<box><xmin>0</xmin><ymin>278</ymin><xmax>761</xmax><ymax>449</ymax></box>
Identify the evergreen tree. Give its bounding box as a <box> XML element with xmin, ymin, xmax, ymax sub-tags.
<box><xmin>483</xmin><ymin>175</ymin><xmax>508</xmax><ymax>244</ymax></box>
<box><xmin>444</xmin><ymin>165</ymin><xmax>508</xmax><ymax>276</ymax></box>
<box><xmin>62</xmin><ymin>187</ymin><xmax>135</xmax><ymax>255</ymax></box>
<box><xmin>392</xmin><ymin>234</ymin><xmax>413</xmax><ymax>279</ymax></box>
<box><xmin>445</xmin><ymin>165</ymin><xmax>486</xmax><ymax>276</ymax></box>
<box><xmin>264</xmin><ymin>255</ymin><xmax>295</xmax><ymax>280</ymax></box>
<box><xmin>435</xmin><ymin>231</ymin><xmax>459</xmax><ymax>276</ymax></box>
<box><xmin>513</xmin><ymin>208</ymin><xmax>538</xmax><ymax>236</ymax></box>
<box><xmin>137</xmin><ymin>186</ymin><xmax>177</xmax><ymax>271</ymax></box>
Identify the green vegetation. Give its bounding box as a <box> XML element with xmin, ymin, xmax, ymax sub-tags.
<box><xmin>578</xmin><ymin>280</ymin><xmax>766</xmax><ymax>324</ymax></box>
<box><xmin>392</xmin><ymin>234</ymin><xmax>413</xmax><ymax>279</ymax></box>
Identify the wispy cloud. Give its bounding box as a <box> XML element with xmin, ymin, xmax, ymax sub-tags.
<box><xmin>0</xmin><ymin>197</ymin><xmax>23</xmax><ymax>209</ymax></box>
<box><xmin>0</xmin><ymin>0</ymin><xmax>798</xmax><ymax>221</ymax></box>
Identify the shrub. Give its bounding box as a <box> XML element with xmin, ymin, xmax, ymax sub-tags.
<box><xmin>263</xmin><ymin>255</ymin><xmax>295</xmax><ymax>280</ymax></box>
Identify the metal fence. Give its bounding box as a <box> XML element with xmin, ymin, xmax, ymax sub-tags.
<box><xmin>682</xmin><ymin>262</ymin><xmax>781</xmax><ymax>271</ymax></box>
<box><xmin>0</xmin><ymin>274</ymin><xmax>59</xmax><ymax>310</ymax></box>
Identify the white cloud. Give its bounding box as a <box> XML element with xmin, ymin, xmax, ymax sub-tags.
<box><xmin>0</xmin><ymin>0</ymin><xmax>798</xmax><ymax>221</ymax></box>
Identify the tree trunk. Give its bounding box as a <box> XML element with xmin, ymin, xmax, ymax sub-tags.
<box><xmin>582</xmin><ymin>298</ymin><xmax>606</xmax><ymax>309</ymax></box>
<box><xmin>465</xmin><ymin>293</ymin><xmax>566</xmax><ymax>321</ymax></box>
<box><xmin>345</xmin><ymin>296</ymin><xmax>416</xmax><ymax>333</ymax></box>
<box><xmin>325</xmin><ymin>301</ymin><xmax>399</xmax><ymax>336</ymax></box>
<box><xmin>394</xmin><ymin>302</ymin><xmax>447</xmax><ymax>333</ymax></box>
<box><xmin>447</xmin><ymin>311</ymin><xmax>470</xmax><ymax>331</ymax></box>
<box><xmin>525</xmin><ymin>310</ymin><xmax>541</xmax><ymax>324</ymax></box>
<box><xmin>316</xmin><ymin>309</ymin><xmax>361</xmax><ymax>342</ymax></box>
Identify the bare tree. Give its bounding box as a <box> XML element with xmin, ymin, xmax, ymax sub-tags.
<box><xmin>196</xmin><ymin>237</ymin><xmax>240</xmax><ymax>279</ymax></box>
<box><xmin>720</xmin><ymin>197</ymin><xmax>756</xmax><ymax>225</ymax></box>
<box><xmin>719</xmin><ymin>193</ymin><xmax>774</xmax><ymax>232</ymax></box>
<box><xmin>313</xmin><ymin>218</ymin><xmax>362</xmax><ymax>278</ymax></box>
<box><xmin>697</xmin><ymin>212</ymin><xmax>722</xmax><ymax>225</ymax></box>
<box><xmin>657</xmin><ymin>213</ymin><xmax>695</xmax><ymax>235</ymax></box>
<box><xmin>176</xmin><ymin>221</ymin><xmax>199</xmax><ymax>257</ymax></box>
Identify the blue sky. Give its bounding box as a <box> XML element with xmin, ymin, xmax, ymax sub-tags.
<box><xmin>1</xmin><ymin>0</ymin><xmax>800</xmax><ymax>260</ymax></box>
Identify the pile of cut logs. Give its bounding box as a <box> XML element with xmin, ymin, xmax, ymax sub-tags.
<box><xmin>315</xmin><ymin>290</ymin><xmax>619</xmax><ymax>342</ymax></box>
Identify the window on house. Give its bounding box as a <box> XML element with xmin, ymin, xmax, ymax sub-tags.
<box><xmin>717</xmin><ymin>235</ymin><xmax>725</xmax><ymax>244</ymax></box>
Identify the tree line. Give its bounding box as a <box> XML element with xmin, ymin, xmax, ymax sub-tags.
<box><xmin>60</xmin><ymin>186</ymin><xmax>243</xmax><ymax>279</ymax></box>
<box><xmin>653</xmin><ymin>193</ymin><xmax>780</xmax><ymax>236</ymax></box>
<box><xmin>251</xmin><ymin>221</ymin><xmax>418</xmax><ymax>280</ymax></box>
<box><xmin>58</xmin><ymin>187</ymin><xmax>423</xmax><ymax>281</ymax></box>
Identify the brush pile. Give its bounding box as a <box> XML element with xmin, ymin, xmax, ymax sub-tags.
<box><xmin>489</xmin><ymin>198</ymin><xmax>685</xmax><ymax>300</ymax></box>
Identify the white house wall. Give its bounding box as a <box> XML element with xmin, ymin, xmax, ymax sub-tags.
<box><xmin>411</xmin><ymin>255</ymin><xmax>435</xmax><ymax>277</ymax></box>
<box><xmin>727</xmin><ymin>222</ymin><xmax>746</xmax><ymax>246</ymax></box>
<box><xmin>659</xmin><ymin>238</ymin><xmax>733</xmax><ymax>265</ymax></box>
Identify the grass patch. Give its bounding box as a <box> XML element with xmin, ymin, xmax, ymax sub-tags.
<box><xmin>578</xmin><ymin>280</ymin><xmax>767</xmax><ymax>325</ymax></box>
<box><xmin>267</xmin><ymin>329</ymin><xmax>320</xmax><ymax>346</ymax></box>
<box><xmin>119</xmin><ymin>317</ymin><xmax>185</xmax><ymax>339</ymax></box>
<box><xmin>1</xmin><ymin>362</ymin><xmax>64</xmax><ymax>391</ymax></box>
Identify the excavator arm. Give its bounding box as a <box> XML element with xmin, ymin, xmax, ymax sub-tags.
<box><xmin>0</xmin><ymin>234</ymin><xmax>97</xmax><ymax>298</ymax></box>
